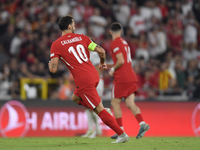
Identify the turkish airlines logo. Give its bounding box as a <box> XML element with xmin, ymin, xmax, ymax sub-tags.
<box><xmin>0</xmin><ymin>100</ymin><xmax>29</xmax><ymax>137</ymax></box>
<box><xmin>191</xmin><ymin>103</ymin><xmax>200</xmax><ymax>137</ymax></box>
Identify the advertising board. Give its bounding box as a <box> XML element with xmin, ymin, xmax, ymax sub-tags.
<box><xmin>0</xmin><ymin>100</ymin><xmax>199</xmax><ymax>137</ymax></box>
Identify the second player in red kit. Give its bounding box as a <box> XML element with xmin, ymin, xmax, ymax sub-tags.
<box><xmin>110</xmin><ymin>35</ymin><xmax>138</xmax><ymax>99</ymax></box>
<box><xmin>108</xmin><ymin>22</ymin><xmax>150</xmax><ymax>139</ymax></box>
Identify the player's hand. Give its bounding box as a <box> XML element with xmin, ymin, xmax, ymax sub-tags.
<box><xmin>109</xmin><ymin>67</ymin><xmax>115</xmax><ymax>77</ymax></box>
<box><xmin>99</xmin><ymin>62</ymin><xmax>107</xmax><ymax>70</ymax></box>
<box><xmin>109</xmin><ymin>70</ymin><xmax>114</xmax><ymax>77</ymax></box>
<box><xmin>106</xmin><ymin>64</ymin><xmax>114</xmax><ymax>69</ymax></box>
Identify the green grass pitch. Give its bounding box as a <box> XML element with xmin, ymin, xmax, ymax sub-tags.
<box><xmin>0</xmin><ymin>137</ymin><xmax>200</xmax><ymax>150</ymax></box>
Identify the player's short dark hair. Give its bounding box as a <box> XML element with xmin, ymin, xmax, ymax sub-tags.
<box><xmin>58</xmin><ymin>15</ymin><xmax>73</xmax><ymax>31</ymax></box>
<box><xmin>110</xmin><ymin>22</ymin><xmax>122</xmax><ymax>32</ymax></box>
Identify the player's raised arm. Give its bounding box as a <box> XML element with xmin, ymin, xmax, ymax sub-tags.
<box><xmin>87</xmin><ymin>40</ymin><xmax>107</xmax><ymax>70</ymax></box>
<box><xmin>94</xmin><ymin>45</ymin><xmax>107</xmax><ymax>70</ymax></box>
<box><xmin>94</xmin><ymin>45</ymin><xmax>105</xmax><ymax>63</ymax></box>
<box><xmin>49</xmin><ymin>57</ymin><xmax>59</xmax><ymax>73</ymax></box>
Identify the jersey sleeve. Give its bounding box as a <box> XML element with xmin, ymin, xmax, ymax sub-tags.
<box><xmin>50</xmin><ymin>42</ymin><xmax>61</xmax><ymax>59</ymax></box>
<box><xmin>111</xmin><ymin>42</ymin><xmax>122</xmax><ymax>56</ymax></box>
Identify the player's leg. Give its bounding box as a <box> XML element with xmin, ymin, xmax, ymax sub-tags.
<box><xmin>93</xmin><ymin>102</ymin><xmax>129</xmax><ymax>143</ymax></box>
<box><xmin>125</xmin><ymin>93</ymin><xmax>141</xmax><ymax>115</ymax></box>
<box><xmin>79</xmin><ymin>85</ymin><xmax>129</xmax><ymax>143</ymax></box>
<box><xmin>111</xmin><ymin>98</ymin><xmax>123</xmax><ymax>128</ymax></box>
<box><xmin>110</xmin><ymin>98</ymin><xmax>123</xmax><ymax>139</ymax></box>
<box><xmin>93</xmin><ymin>102</ymin><xmax>120</xmax><ymax>132</ymax></box>
<box><xmin>92</xmin><ymin>78</ymin><xmax>104</xmax><ymax>137</ymax></box>
<box><xmin>72</xmin><ymin>93</ymin><xmax>96</xmax><ymax>138</ymax></box>
<box><xmin>72</xmin><ymin>94</ymin><xmax>81</xmax><ymax>104</ymax></box>
<box><xmin>125</xmin><ymin>93</ymin><xmax>150</xmax><ymax>139</ymax></box>
<box><xmin>110</xmin><ymin>83</ymin><xmax>124</xmax><ymax>139</ymax></box>
<box><xmin>72</xmin><ymin>94</ymin><xmax>90</xmax><ymax>108</ymax></box>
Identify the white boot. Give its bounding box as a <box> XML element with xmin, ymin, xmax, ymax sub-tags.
<box><xmin>88</xmin><ymin>131</ymin><xmax>96</xmax><ymax>138</ymax></box>
<box><xmin>81</xmin><ymin>130</ymin><xmax>93</xmax><ymax>138</ymax></box>
<box><xmin>111</xmin><ymin>132</ymin><xmax>130</xmax><ymax>143</ymax></box>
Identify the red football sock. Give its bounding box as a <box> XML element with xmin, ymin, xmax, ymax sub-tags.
<box><xmin>116</xmin><ymin>118</ymin><xmax>123</xmax><ymax>127</ymax></box>
<box><xmin>78</xmin><ymin>101</ymin><xmax>90</xmax><ymax>109</ymax></box>
<box><xmin>98</xmin><ymin>109</ymin><xmax>123</xmax><ymax>135</ymax></box>
<box><xmin>135</xmin><ymin>113</ymin><xmax>144</xmax><ymax>124</ymax></box>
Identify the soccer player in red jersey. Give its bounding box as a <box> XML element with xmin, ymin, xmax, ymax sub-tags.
<box><xmin>48</xmin><ymin>15</ymin><xmax>129</xmax><ymax>143</ymax></box>
<box><xmin>108</xmin><ymin>22</ymin><xmax>150</xmax><ymax>139</ymax></box>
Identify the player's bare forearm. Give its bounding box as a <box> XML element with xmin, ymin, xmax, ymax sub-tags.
<box><xmin>100</xmin><ymin>57</ymin><xmax>105</xmax><ymax>64</ymax></box>
<box><xmin>99</xmin><ymin>50</ymin><xmax>105</xmax><ymax>64</ymax></box>
<box><xmin>109</xmin><ymin>61</ymin><xmax>123</xmax><ymax>77</ymax></box>
<box><xmin>94</xmin><ymin>45</ymin><xmax>106</xmax><ymax>64</ymax></box>
<box><xmin>109</xmin><ymin>53</ymin><xmax>124</xmax><ymax>76</ymax></box>
<box><xmin>113</xmin><ymin>53</ymin><xmax>124</xmax><ymax>71</ymax></box>
<box><xmin>49</xmin><ymin>61</ymin><xmax>57</xmax><ymax>73</ymax></box>
<box><xmin>113</xmin><ymin>60</ymin><xmax>123</xmax><ymax>71</ymax></box>
<box><xmin>94</xmin><ymin>45</ymin><xmax>107</xmax><ymax>70</ymax></box>
<box><xmin>49</xmin><ymin>57</ymin><xmax>59</xmax><ymax>73</ymax></box>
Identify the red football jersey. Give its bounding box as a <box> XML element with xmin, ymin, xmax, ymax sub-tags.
<box><xmin>50</xmin><ymin>33</ymin><xmax>99</xmax><ymax>90</ymax></box>
<box><xmin>110</xmin><ymin>37</ymin><xmax>137</xmax><ymax>83</ymax></box>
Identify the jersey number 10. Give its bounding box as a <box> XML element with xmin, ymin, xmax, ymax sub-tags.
<box><xmin>68</xmin><ymin>44</ymin><xmax>89</xmax><ymax>63</ymax></box>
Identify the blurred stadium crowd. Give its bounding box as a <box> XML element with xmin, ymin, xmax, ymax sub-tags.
<box><xmin>0</xmin><ymin>0</ymin><xmax>200</xmax><ymax>100</ymax></box>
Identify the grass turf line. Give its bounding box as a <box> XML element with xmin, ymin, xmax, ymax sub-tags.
<box><xmin>0</xmin><ymin>137</ymin><xmax>199</xmax><ymax>150</ymax></box>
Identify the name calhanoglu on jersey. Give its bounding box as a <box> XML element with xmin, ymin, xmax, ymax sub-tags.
<box><xmin>61</xmin><ymin>37</ymin><xmax>82</xmax><ymax>45</ymax></box>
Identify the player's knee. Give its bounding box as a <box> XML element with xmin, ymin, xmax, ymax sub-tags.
<box><xmin>94</xmin><ymin>102</ymin><xmax>104</xmax><ymax>114</ymax></box>
<box><xmin>125</xmin><ymin>100</ymin><xmax>135</xmax><ymax>109</ymax></box>
<box><xmin>72</xmin><ymin>97</ymin><xmax>77</xmax><ymax>103</ymax></box>
<box><xmin>111</xmin><ymin>100</ymin><xmax>115</xmax><ymax>107</ymax></box>
<box><xmin>111</xmin><ymin>99</ymin><xmax>119</xmax><ymax>107</ymax></box>
<box><xmin>72</xmin><ymin>95</ymin><xmax>80</xmax><ymax>104</ymax></box>
<box><xmin>72</xmin><ymin>95</ymin><xmax>75</xmax><ymax>101</ymax></box>
<box><xmin>125</xmin><ymin>102</ymin><xmax>132</xmax><ymax>109</ymax></box>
